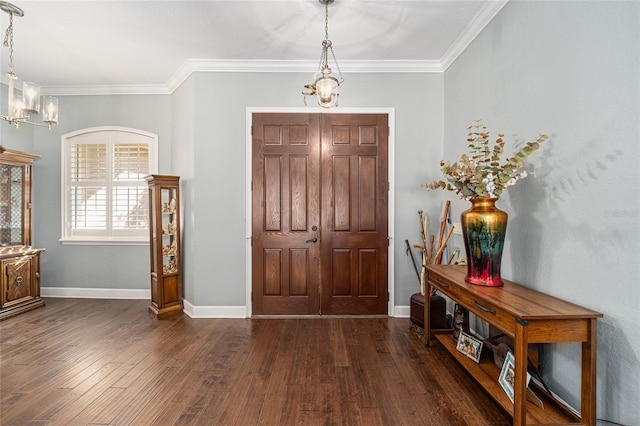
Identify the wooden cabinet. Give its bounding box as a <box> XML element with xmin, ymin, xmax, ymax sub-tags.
<box><xmin>145</xmin><ymin>175</ymin><xmax>182</xmax><ymax>318</ymax></box>
<box><xmin>424</xmin><ymin>264</ymin><xmax>603</xmax><ymax>426</ymax></box>
<box><xmin>0</xmin><ymin>146</ymin><xmax>45</xmax><ymax>320</ymax></box>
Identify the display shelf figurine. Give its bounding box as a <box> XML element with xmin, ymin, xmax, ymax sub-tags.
<box><xmin>162</xmin><ymin>221</ymin><xmax>175</xmax><ymax>235</ymax></box>
<box><xmin>484</xmin><ymin>339</ymin><xmax>510</xmax><ymax>369</ymax></box>
<box><xmin>452</xmin><ymin>306</ymin><xmax>466</xmax><ymax>341</ymax></box>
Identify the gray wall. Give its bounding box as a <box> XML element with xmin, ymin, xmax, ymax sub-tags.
<box><xmin>442</xmin><ymin>1</ymin><xmax>639</xmax><ymax>423</ymax></box>
<box><xmin>30</xmin><ymin>94</ymin><xmax>173</xmax><ymax>290</ymax></box>
<box><xmin>171</xmin><ymin>75</ymin><xmax>196</xmax><ymax>302</ymax></box>
<box><xmin>183</xmin><ymin>71</ymin><xmax>443</xmax><ymax>307</ymax></box>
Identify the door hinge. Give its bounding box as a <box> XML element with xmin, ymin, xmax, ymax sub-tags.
<box><xmin>251</xmin><ymin>125</ymin><xmax>253</xmax><ymax>136</ymax></box>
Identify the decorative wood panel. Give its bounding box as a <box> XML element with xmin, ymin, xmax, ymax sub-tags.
<box><xmin>289</xmin><ymin>249</ymin><xmax>308</xmax><ymax>296</ymax></box>
<box><xmin>263</xmin><ymin>249</ymin><xmax>282</xmax><ymax>296</ymax></box>
<box><xmin>264</xmin><ymin>125</ymin><xmax>283</xmax><ymax>145</ymax></box>
<box><xmin>358</xmin><ymin>156</ymin><xmax>376</xmax><ymax>231</ymax></box>
<box><xmin>332</xmin><ymin>126</ymin><xmax>350</xmax><ymax>145</ymax></box>
<box><xmin>264</xmin><ymin>156</ymin><xmax>282</xmax><ymax>231</ymax></box>
<box><xmin>358</xmin><ymin>126</ymin><xmax>377</xmax><ymax>145</ymax></box>
<box><xmin>5</xmin><ymin>257</ymin><xmax>31</xmax><ymax>303</ymax></box>
<box><xmin>333</xmin><ymin>156</ymin><xmax>351</xmax><ymax>232</ymax></box>
<box><xmin>331</xmin><ymin>249</ymin><xmax>351</xmax><ymax>296</ymax></box>
<box><xmin>289</xmin><ymin>126</ymin><xmax>309</xmax><ymax>145</ymax></box>
<box><xmin>289</xmin><ymin>156</ymin><xmax>308</xmax><ymax>232</ymax></box>
<box><xmin>358</xmin><ymin>249</ymin><xmax>377</xmax><ymax>296</ymax></box>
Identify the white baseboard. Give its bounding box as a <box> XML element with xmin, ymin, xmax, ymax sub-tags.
<box><xmin>40</xmin><ymin>289</ymin><xmax>411</xmax><ymax>320</ymax></box>
<box><xmin>41</xmin><ymin>287</ymin><xmax>150</xmax><ymax>299</ymax></box>
<box><xmin>394</xmin><ymin>305</ymin><xmax>410</xmax><ymax>318</ymax></box>
<box><xmin>182</xmin><ymin>299</ymin><xmax>247</xmax><ymax>318</ymax></box>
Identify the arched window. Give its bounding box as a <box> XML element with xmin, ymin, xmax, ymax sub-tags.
<box><xmin>61</xmin><ymin>127</ymin><xmax>158</xmax><ymax>244</ymax></box>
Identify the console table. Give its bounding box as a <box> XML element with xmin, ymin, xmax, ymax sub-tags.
<box><xmin>424</xmin><ymin>265</ymin><xmax>602</xmax><ymax>426</ymax></box>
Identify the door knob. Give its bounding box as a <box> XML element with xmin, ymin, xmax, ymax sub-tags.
<box><xmin>305</xmin><ymin>237</ymin><xmax>318</xmax><ymax>243</ymax></box>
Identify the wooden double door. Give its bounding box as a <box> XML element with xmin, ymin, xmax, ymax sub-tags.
<box><xmin>252</xmin><ymin>113</ymin><xmax>389</xmax><ymax>315</ymax></box>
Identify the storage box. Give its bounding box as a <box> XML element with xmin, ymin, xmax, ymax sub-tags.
<box><xmin>410</xmin><ymin>293</ymin><xmax>450</xmax><ymax>333</ymax></box>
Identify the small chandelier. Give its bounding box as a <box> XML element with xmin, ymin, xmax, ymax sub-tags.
<box><xmin>302</xmin><ymin>0</ymin><xmax>344</xmax><ymax>108</ymax></box>
<box><xmin>1</xmin><ymin>1</ymin><xmax>58</xmax><ymax>129</ymax></box>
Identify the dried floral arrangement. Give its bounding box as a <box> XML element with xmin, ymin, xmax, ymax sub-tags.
<box><xmin>426</xmin><ymin>120</ymin><xmax>549</xmax><ymax>200</ymax></box>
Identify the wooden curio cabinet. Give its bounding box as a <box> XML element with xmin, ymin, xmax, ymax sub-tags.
<box><xmin>0</xmin><ymin>146</ymin><xmax>45</xmax><ymax>320</ymax></box>
<box><xmin>146</xmin><ymin>175</ymin><xmax>182</xmax><ymax>318</ymax></box>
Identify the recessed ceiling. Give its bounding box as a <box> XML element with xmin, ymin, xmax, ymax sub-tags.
<box><xmin>0</xmin><ymin>0</ymin><xmax>507</xmax><ymax>94</ymax></box>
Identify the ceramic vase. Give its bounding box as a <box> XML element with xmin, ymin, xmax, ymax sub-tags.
<box><xmin>460</xmin><ymin>198</ymin><xmax>507</xmax><ymax>286</ymax></box>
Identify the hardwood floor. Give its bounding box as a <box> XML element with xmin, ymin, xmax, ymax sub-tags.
<box><xmin>0</xmin><ymin>298</ymin><xmax>510</xmax><ymax>425</ymax></box>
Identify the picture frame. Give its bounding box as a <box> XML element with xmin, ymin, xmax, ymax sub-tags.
<box><xmin>455</xmin><ymin>331</ymin><xmax>483</xmax><ymax>363</ymax></box>
<box><xmin>498</xmin><ymin>351</ymin><xmax>531</xmax><ymax>403</ymax></box>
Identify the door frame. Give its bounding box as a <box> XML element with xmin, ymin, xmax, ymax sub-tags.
<box><xmin>245</xmin><ymin>107</ymin><xmax>396</xmax><ymax>317</ymax></box>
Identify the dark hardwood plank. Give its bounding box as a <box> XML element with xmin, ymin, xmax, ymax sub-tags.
<box><xmin>0</xmin><ymin>298</ymin><xmax>511</xmax><ymax>425</ymax></box>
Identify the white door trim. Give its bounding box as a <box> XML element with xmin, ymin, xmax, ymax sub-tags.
<box><xmin>245</xmin><ymin>107</ymin><xmax>396</xmax><ymax>317</ymax></box>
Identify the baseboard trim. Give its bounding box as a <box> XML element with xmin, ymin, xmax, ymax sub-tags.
<box><xmin>41</xmin><ymin>287</ymin><xmax>150</xmax><ymax>299</ymax></box>
<box><xmin>182</xmin><ymin>299</ymin><xmax>247</xmax><ymax>318</ymax></box>
<box><xmin>40</xmin><ymin>289</ymin><xmax>411</xmax><ymax>319</ymax></box>
<box><xmin>394</xmin><ymin>305</ymin><xmax>410</xmax><ymax>318</ymax></box>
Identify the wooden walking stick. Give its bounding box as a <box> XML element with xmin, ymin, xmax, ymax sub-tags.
<box><xmin>434</xmin><ymin>225</ymin><xmax>455</xmax><ymax>265</ymax></box>
<box><xmin>427</xmin><ymin>234</ymin><xmax>435</xmax><ymax>264</ymax></box>
<box><xmin>447</xmin><ymin>247</ymin><xmax>460</xmax><ymax>265</ymax></box>
<box><xmin>436</xmin><ymin>200</ymin><xmax>451</xmax><ymax>252</ymax></box>
<box><xmin>417</xmin><ymin>210</ymin><xmax>429</xmax><ymax>295</ymax></box>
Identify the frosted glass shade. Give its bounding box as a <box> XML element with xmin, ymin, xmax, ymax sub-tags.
<box><xmin>315</xmin><ymin>75</ymin><xmax>339</xmax><ymax>108</ymax></box>
<box><xmin>21</xmin><ymin>82</ymin><xmax>40</xmax><ymax>114</ymax></box>
<box><xmin>43</xmin><ymin>96</ymin><xmax>59</xmax><ymax>124</ymax></box>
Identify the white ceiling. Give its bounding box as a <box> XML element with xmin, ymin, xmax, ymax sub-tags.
<box><xmin>0</xmin><ymin>0</ymin><xmax>507</xmax><ymax>94</ymax></box>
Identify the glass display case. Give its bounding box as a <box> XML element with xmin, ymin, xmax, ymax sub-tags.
<box><xmin>146</xmin><ymin>175</ymin><xmax>182</xmax><ymax>318</ymax></box>
<box><xmin>0</xmin><ymin>146</ymin><xmax>45</xmax><ymax>320</ymax></box>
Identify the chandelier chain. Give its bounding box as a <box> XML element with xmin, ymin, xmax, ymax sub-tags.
<box><xmin>324</xmin><ymin>1</ymin><xmax>329</xmax><ymax>41</ymax></box>
<box><xmin>3</xmin><ymin>11</ymin><xmax>14</xmax><ymax>75</ymax></box>
<box><xmin>328</xmin><ymin>44</ymin><xmax>343</xmax><ymax>84</ymax></box>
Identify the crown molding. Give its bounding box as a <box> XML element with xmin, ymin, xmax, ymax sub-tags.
<box><xmin>165</xmin><ymin>59</ymin><xmax>443</xmax><ymax>93</ymax></box>
<box><xmin>38</xmin><ymin>1</ymin><xmax>508</xmax><ymax>96</ymax></box>
<box><xmin>42</xmin><ymin>84</ymin><xmax>171</xmax><ymax>96</ymax></box>
<box><xmin>33</xmin><ymin>60</ymin><xmax>442</xmax><ymax>96</ymax></box>
<box><xmin>440</xmin><ymin>0</ymin><xmax>509</xmax><ymax>71</ymax></box>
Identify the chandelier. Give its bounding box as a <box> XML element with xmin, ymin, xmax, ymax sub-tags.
<box><xmin>302</xmin><ymin>0</ymin><xmax>344</xmax><ymax>108</ymax></box>
<box><xmin>1</xmin><ymin>1</ymin><xmax>58</xmax><ymax>128</ymax></box>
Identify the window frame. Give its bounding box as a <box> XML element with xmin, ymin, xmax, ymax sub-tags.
<box><xmin>60</xmin><ymin>126</ymin><xmax>158</xmax><ymax>245</ymax></box>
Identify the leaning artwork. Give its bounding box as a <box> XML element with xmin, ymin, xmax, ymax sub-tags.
<box><xmin>456</xmin><ymin>331</ymin><xmax>483</xmax><ymax>363</ymax></box>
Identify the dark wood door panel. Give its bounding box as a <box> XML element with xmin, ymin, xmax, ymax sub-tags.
<box><xmin>320</xmin><ymin>114</ymin><xmax>388</xmax><ymax>315</ymax></box>
<box><xmin>253</xmin><ymin>112</ymin><xmax>388</xmax><ymax>316</ymax></box>
<box><xmin>252</xmin><ymin>114</ymin><xmax>321</xmax><ymax>315</ymax></box>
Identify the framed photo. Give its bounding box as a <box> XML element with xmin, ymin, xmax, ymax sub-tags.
<box><xmin>456</xmin><ymin>331</ymin><xmax>483</xmax><ymax>363</ymax></box>
<box><xmin>498</xmin><ymin>351</ymin><xmax>531</xmax><ymax>403</ymax></box>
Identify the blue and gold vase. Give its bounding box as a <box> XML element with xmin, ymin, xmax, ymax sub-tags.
<box><xmin>460</xmin><ymin>198</ymin><xmax>507</xmax><ymax>286</ymax></box>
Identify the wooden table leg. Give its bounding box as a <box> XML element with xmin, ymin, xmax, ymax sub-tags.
<box><xmin>513</xmin><ymin>319</ymin><xmax>529</xmax><ymax>426</ymax></box>
<box><xmin>423</xmin><ymin>287</ymin><xmax>432</xmax><ymax>347</ymax></box>
<box><xmin>581</xmin><ymin>318</ymin><xmax>598</xmax><ymax>425</ymax></box>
